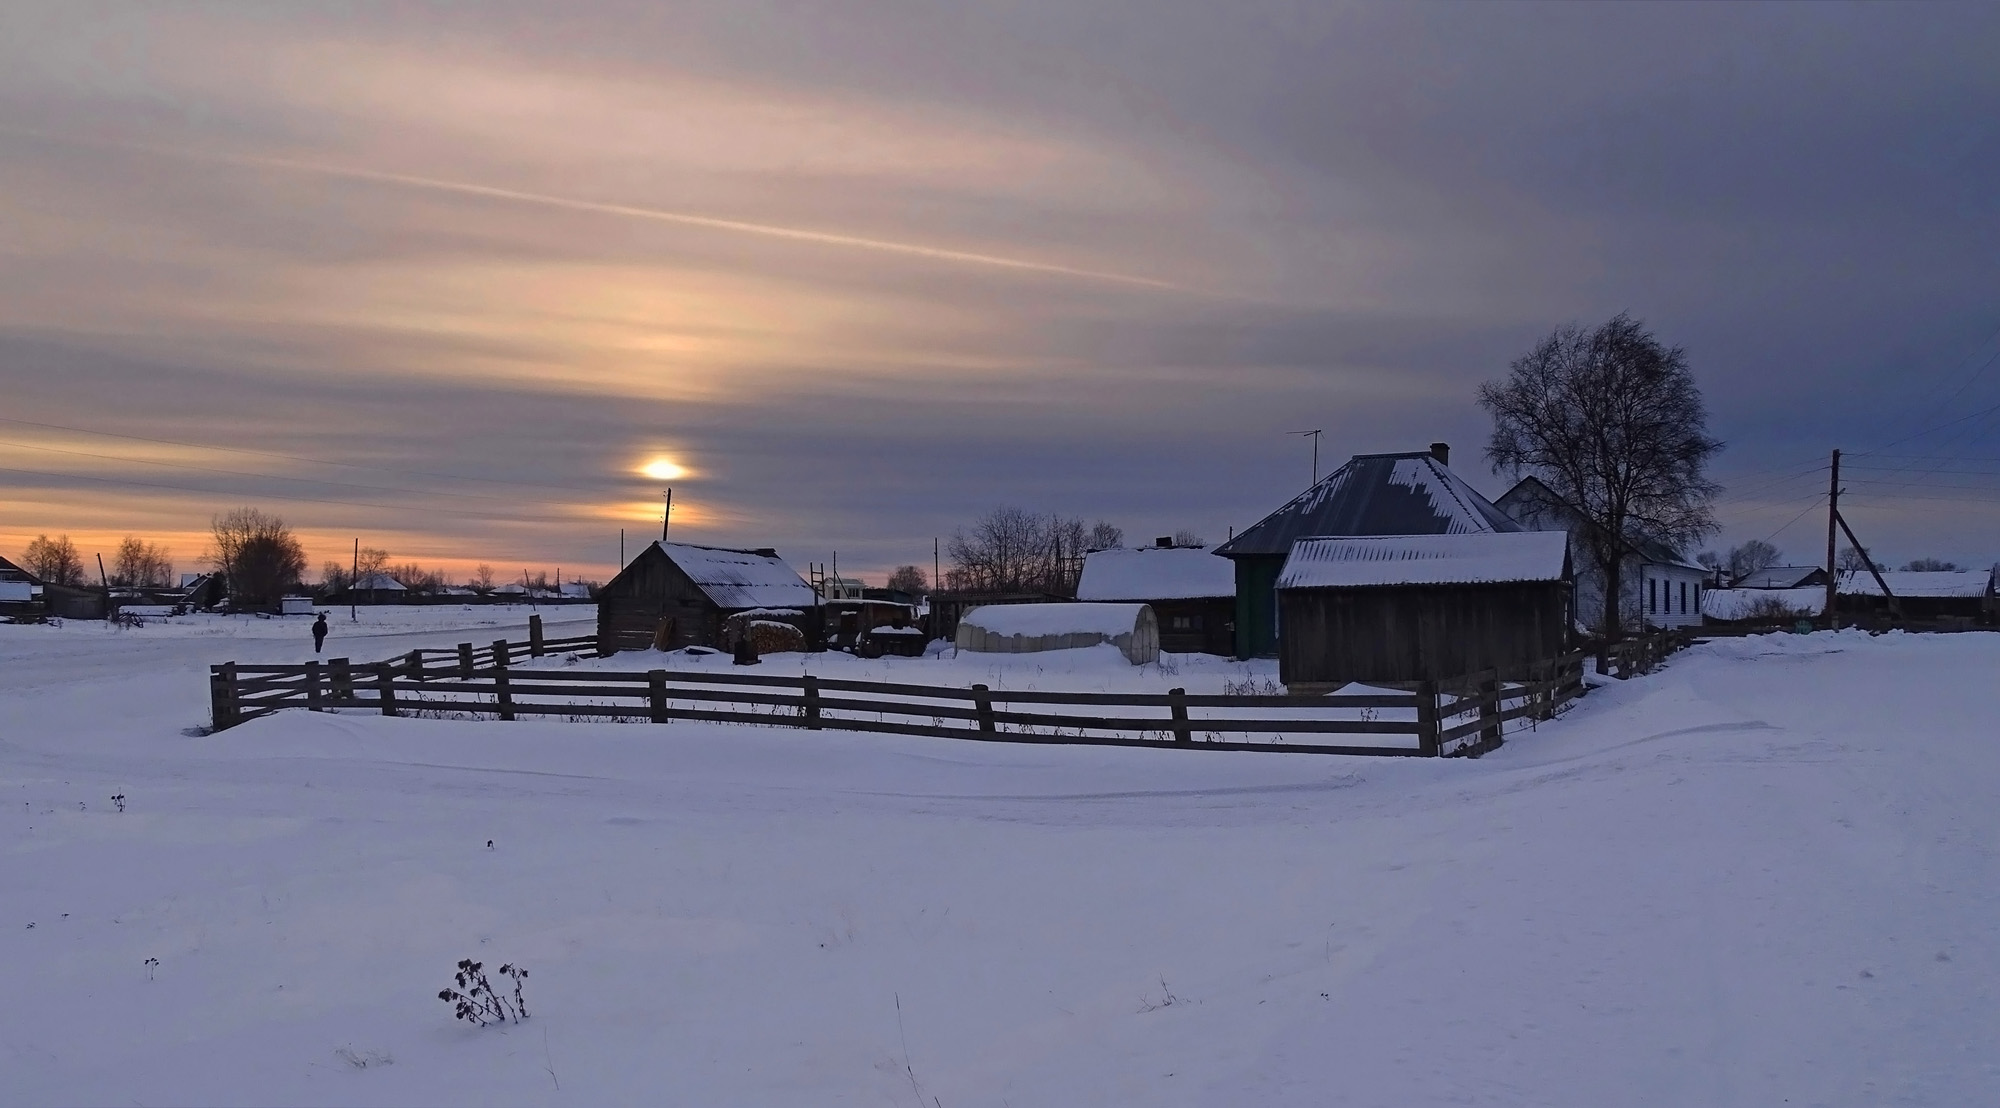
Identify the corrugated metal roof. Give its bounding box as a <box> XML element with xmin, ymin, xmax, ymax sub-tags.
<box><xmin>655</xmin><ymin>541</ymin><xmax>817</xmax><ymax>610</ymax></box>
<box><xmin>1276</xmin><ymin>531</ymin><xmax>1571</xmax><ymax>589</ymax></box>
<box><xmin>1216</xmin><ymin>453</ymin><xmax>1520</xmax><ymax>559</ymax></box>
<box><xmin>1837</xmin><ymin>569</ymin><xmax>1993</xmax><ymax>598</ymax></box>
<box><xmin>1733</xmin><ymin>566</ymin><xmax>1824</xmax><ymax>589</ymax></box>
<box><xmin>1076</xmin><ymin>547</ymin><xmax>1235</xmax><ymax>601</ymax></box>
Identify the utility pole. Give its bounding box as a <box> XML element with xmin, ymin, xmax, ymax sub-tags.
<box><xmin>96</xmin><ymin>553</ymin><xmax>111</xmax><ymax>621</ymax></box>
<box><xmin>620</xmin><ymin>528</ymin><xmax>625</xmax><ymax>566</ymax></box>
<box><xmin>1290</xmin><ymin>429</ymin><xmax>1324</xmax><ymax>487</ymax></box>
<box><xmin>350</xmin><ymin>538</ymin><xmax>359</xmax><ymax>622</ymax></box>
<box><xmin>1824</xmin><ymin>450</ymin><xmax>1840</xmax><ymax>629</ymax></box>
<box><xmin>933</xmin><ymin>536</ymin><xmax>940</xmax><ymax>596</ymax></box>
<box><xmin>661</xmin><ymin>489</ymin><xmax>673</xmax><ymax>541</ymax></box>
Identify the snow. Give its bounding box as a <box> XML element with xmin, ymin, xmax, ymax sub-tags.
<box><xmin>1701</xmin><ymin>587</ymin><xmax>1826</xmax><ymax>620</ymax></box>
<box><xmin>1732</xmin><ymin>565</ymin><xmax>1822</xmax><ymax>589</ymax></box>
<box><xmin>1837</xmin><ymin>569</ymin><xmax>1993</xmax><ymax>598</ymax></box>
<box><xmin>1277</xmin><ymin>531</ymin><xmax>1569</xmax><ymax>589</ymax></box>
<box><xmin>653</xmin><ymin>541</ymin><xmax>817</xmax><ymax>610</ymax></box>
<box><xmin>958</xmin><ymin>602</ymin><xmax>1149</xmax><ymax>638</ymax></box>
<box><xmin>1076</xmin><ymin>547</ymin><xmax>1234</xmax><ymax>601</ymax></box>
<box><xmin>5</xmin><ymin>618</ymin><xmax>2000</xmax><ymax>1105</ymax></box>
<box><xmin>351</xmin><ymin>573</ymin><xmax>407</xmax><ymax>592</ymax></box>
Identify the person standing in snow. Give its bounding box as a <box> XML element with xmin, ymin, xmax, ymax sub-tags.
<box><xmin>312</xmin><ymin>612</ymin><xmax>329</xmax><ymax>654</ymax></box>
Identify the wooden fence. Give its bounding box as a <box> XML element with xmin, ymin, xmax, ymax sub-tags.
<box><xmin>207</xmin><ymin>646</ymin><xmax>1589</xmax><ymax>758</ymax></box>
<box><xmin>1596</xmin><ymin>627</ymin><xmax>1692</xmax><ymax>679</ymax></box>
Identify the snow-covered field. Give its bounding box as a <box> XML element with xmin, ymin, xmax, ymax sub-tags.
<box><xmin>3</xmin><ymin>621</ymin><xmax>1998</xmax><ymax>1105</ymax></box>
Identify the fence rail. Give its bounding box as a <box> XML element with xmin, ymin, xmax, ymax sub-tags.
<box><xmin>208</xmin><ymin>640</ymin><xmax>1590</xmax><ymax>758</ymax></box>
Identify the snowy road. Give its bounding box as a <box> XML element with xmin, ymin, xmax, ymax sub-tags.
<box><xmin>1</xmin><ymin>629</ymin><xmax>1996</xmax><ymax>1104</ymax></box>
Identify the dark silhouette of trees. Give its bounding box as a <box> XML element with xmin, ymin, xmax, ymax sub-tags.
<box><xmin>21</xmin><ymin>534</ymin><xmax>84</xmax><ymax>585</ymax></box>
<box><xmin>1480</xmin><ymin>313</ymin><xmax>1722</xmax><ymax>636</ymax></box>
<box><xmin>945</xmin><ymin>509</ymin><xmax>1122</xmax><ymax>595</ymax></box>
<box><xmin>885</xmin><ymin>565</ymin><xmax>929</xmax><ymax>595</ymax></box>
<box><xmin>209</xmin><ymin>508</ymin><xmax>307</xmax><ymax>607</ymax></box>
<box><xmin>112</xmin><ymin>537</ymin><xmax>175</xmax><ymax>588</ymax></box>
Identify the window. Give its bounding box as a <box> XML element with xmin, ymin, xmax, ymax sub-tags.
<box><xmin>1648</xmin><ymin>578</ymin><xmax>1657</xmax><ymax>613</ymax></box>
<box><xmin>1680</xmin><ymin>581</ymin><xmax>1688</xmax><ymax>614</ymax></box>
<box><xmin>1171</xmin><ymin>615</ymin><xmax>1194</xmax><ymax>631</ymax></box>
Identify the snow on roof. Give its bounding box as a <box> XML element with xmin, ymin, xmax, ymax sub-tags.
<box><xmin>655</xmin><ymin>541</ymin><xmax>816</xmax><ymax>610</ymax></box>
<box><xmin>491</xmin><ymin>583</ymin><xmax>527</xmax><ymax>594</ymax></box>
<box><xmin>1701</xmin><ymin>587</ymin><xmax>1826</xmax><ymax>621</ymax></box>
<box><xmin>353</xmin><ymin>573</ymin><xmax>406</xmax><ymax>591</ymax></box>
<box><xmin>960</xmin><ymin>602</ymin><xmax>1151</xmax><ymax>638</ymax></box>
<box><xmin>1276</xmin><ymin>531</ymin><xmax>1570</xmax><ymax>590</ymax></box>
<box><xmin>1733</xmin><ymin>566</ymin><xmax>1825</xmax><ymax>589</ymax></box>
<box><xmin>1837</xmin><ymin>570</ymin><xmax>1993</xmax><ymax>598</ymax></box>
<box><xmin>1076</xmin><ymin>547</ymin><xmax>1235</xmax><ymax>601</ymax></box>
<box><xmin>1216</xmin><ymin>452</ymin><xmax>1520</xmax><ymax>559</ymax></box>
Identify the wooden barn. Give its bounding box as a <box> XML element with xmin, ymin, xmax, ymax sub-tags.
<box><xmin>1075</xmin><ymin>541</ymin><xmax>1235</xmax><ymax>655</ymax></box>
<box><xmin>596</xmin><ymin>541</ymin><xmax>818</xmax><ymax>655</ymax></box>
<box><xmin>1215</xmin><ymin>443</ymin><xmax>1523</xmax><ymax>659</ymax></box>
<box><xmin>1275</xmin><ymin>531</ymin><xmax>1574</xmax><ymax>693</ymax></box>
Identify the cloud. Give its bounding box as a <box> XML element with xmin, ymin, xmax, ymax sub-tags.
<box><xmin>1</xmin><ymin>1</ymin><xmax>1998</xmax><ymax>576</ymax></box>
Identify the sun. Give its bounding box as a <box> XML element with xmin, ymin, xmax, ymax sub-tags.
<box><xmin>639</xmin><ymin>457</ymin><xmax>688</xmax><ymax>481</ymax></box>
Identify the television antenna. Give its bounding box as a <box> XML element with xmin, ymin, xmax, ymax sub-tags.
<box><xmin>1290</xmin><ymin>429</ymin><xmax>1324</xmax><ymax>486</ymax></box>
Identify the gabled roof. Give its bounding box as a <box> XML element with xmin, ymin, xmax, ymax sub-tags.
<box><xmin>1733</xmin><ymin>565</ymin><xmax>1826</xmax><ymax>589</ymax></box>
<box><xmin>1495</xmin><ymin>475</ymin><xmax>1704</xmax><ymax>572</ymax></box>
<box><xmin>1277</xmin><ymin>531</ymin><xmax>1571</xmax><ymax>590</ymax></box>
<box><xmin>1076</xmin><ymin>547</ymin><xmax>1235</xmax><ymax>601</ymax></box>
<box><xmin>353</xmin><ymin>573</ymin><xmax>407</xmax><ymax>591</ymax></box>
<box><xmin>1216</xmin><ymin>452</ymin><xmax>1520</xmax><ymax>559</ymax></box>
<box><xmin>1837</xmin><ymin>569</ymin><xmax>1993</xmax><ymax>598</ymax></box>
<box><xmin>653</xmin><ymin>541</ymin><xmax>816</xmax><ymax>610</ymax></box>
<box><xmin>0</xmin><ymin>555</ymin><xmax>41</xmax><ymax>585</ymax></box>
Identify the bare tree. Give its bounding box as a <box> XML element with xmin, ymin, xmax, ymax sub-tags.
<box><xmin>1480</xmin><ymin>313</ymin><xmax>1722</xmax><ymax>636</ymax></box>
<box><xmin>947</xmin><ymin>509</ymin><xmax>1119</xmax><ymax>595</ymax></box>
<box><xmin>111</xmin><ymin>537</ymin><xmax>175</xmax><ymax>588</ymax></box>
<box><xmin>885</xmin><ymin>565</ymin><xmax>928</xmax><ymax>595</ymax></box>
<box><xmin>208</xmin><ymin>508</ymin><xmax>307</xmax><ymax>607</ymax></box>
<box><xmin>1171</xmin><ymin>529</ymin><xmax>1207</xmax><ymax>549</ymax></box>
<box><xmin>21</xmin><ymin>534</ymin><xmax>84</xmax><ymax>585</ymax></box>
<box><xmin>472</xmin><ymin>563</ymin><xmax>497</xmax><ymax>593</ymax></box>
<box><xmin>354</xmin><ymin>547</ymin><xmax>390</xmax><ymax>584</ymax></box>
<box><xmin>1724</xmin><ymin>540</ymin><xmax>1781</xmax><ymax>584</ymax></box>
<box><xmin>1836</xmin><ymin>545</ymin><xmax>1875</xmax><ymax>572</ymax></box>
<box><xmin>1901</xmin><ymin>557</ymin><xmax>1960</xmax><ymax>571</ymax></box>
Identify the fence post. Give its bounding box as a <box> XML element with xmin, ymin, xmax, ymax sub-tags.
<box><xmin>492</xmin><ymin>639</ymin><xmax>509</xmax><ymax>669</ymax></box>
<box><xmin>1168</xmin><ymin>687</ymin><xmax>1192</xmax><ymax>744</ymax></box>
<box><xmin>1416</xmin><ymin>679</ymin><xmax>1439</xmax><ymax>757</ymax></box>
<box><xmin>406</xmin><ymin>649</ymin><xmax>423</xmax><ymax>681</ymax></box>
<box><xmin>648</xmin><ymin>669</ymin><xmax>669</xmax><ymax>724</ymax></box>
<box><xmin>1478</xmin><ymin>674</ymin><xmax>1502</xmax><ymax>751</ymax></box>
<box><xmin>529</xmin><ymin>614</ymin><xmax>545</xmax><ymax>657</ymax></box>
<box><xmin>973</xmin><ymin>683</ymin><xmax>995</xmax><ymax>735</ymax></box>
<box><xmin>210</xmin><ymin>663</ymin><xmax>238</xmax><ymax>731</ymax></box>
<box><xmin>374</xmin><ymin>662</ymin><xmax>398</xmax><ymax>717</ymax></box>
<box><xmin>494</xmin><ymin>667</ymin><xmax>514</xmax><ymax>721</ymax></box>
<box><xmin>802</xmin><ymin>674</ymin><xmax>822</xmax><ymax>730</ymax></box>
<box><xmin>306</xmin><ymin>659</ymin><xmax>324</xmax><ymax>713</ymax></box>
<box><xmin>458</xmin><ymin>642</ymin><xmax>474</xmax><ymax>678</ymax></box>
<box><xmin>330</xmin><ymin>657</ymin><xmax>353</xmax><ymax>703</ymax></box>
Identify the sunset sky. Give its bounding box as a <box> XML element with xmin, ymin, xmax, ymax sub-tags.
<box><xmin>3</xmin><ymin>2</ymin><xmax>1997</xmax><ymax>583</ymax></box>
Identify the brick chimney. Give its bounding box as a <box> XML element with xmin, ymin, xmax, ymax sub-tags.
<box><xmin>1429</xmin><ymin>442</ymin><xmax>1450</xmax><ymax>466</ymax></box>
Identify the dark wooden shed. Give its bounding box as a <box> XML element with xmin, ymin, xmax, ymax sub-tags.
<box><xmin>1276</xmin><ymin>532</ymin><xmax>1573</xmax><ymax>693</ymax></box>
<box><xmin>1215</xmin><ymin>444</ymin><xmax>1522</xmax><ymax>659</ymax></box>
<box><xmin>596</xmin><ymin>541</ymin><xmax>818</xmax><ymax>655</ymax></box>
<box><xmin>1075</xmin><ymin>544</ymin><xmax>1235</xmax><ymax>655</ymax></box>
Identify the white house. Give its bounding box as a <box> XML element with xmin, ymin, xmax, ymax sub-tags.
<box><xmin>1495</xmin><ymin>476</ymin><xmax>1707</xmax><ymax>631</ymax></box>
